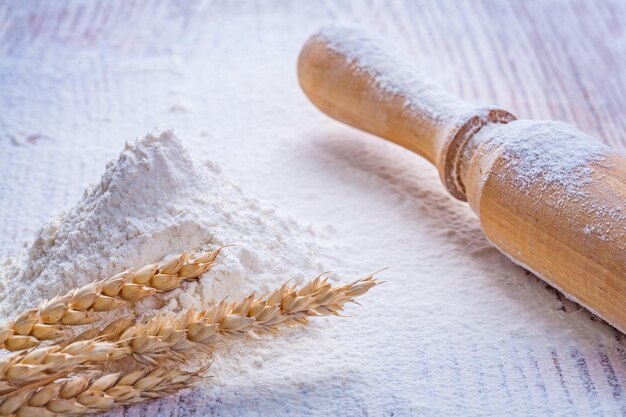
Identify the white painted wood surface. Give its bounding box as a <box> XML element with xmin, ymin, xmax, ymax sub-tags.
<box><xmin>1</xmin><ymin>1</ymin><xmax>625</xmax><ymax>415</ymax></box>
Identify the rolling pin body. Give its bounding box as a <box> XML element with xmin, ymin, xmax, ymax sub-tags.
<box><xmin>298</xmin><ymin>28</ymin><xmax>626</xmax><ymax>332</ymax></box>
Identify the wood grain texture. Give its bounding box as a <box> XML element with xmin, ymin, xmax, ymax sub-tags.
<box><xmin>1</xmin><ymin>1</ymin><xmax>626</xmax><ymax>416</ymax></box>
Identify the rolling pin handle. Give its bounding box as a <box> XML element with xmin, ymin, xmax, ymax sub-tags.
<box><xmin>297</xmin><ymin>28</ymin><xmax>515</xmax><ymax>200</ymax></box>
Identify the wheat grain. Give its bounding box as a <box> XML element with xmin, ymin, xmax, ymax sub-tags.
<box><xmin>0</xmin><ymin>247</ymin><xmax>223</xmax><ymax>352</ymax></box>
<box><xmin>0</xmin><ymin>367</ymin><xmax>203</xmax><ymax>416</ymax></box>
<box><xmin>0</xmin><ymin>340</ymin><xmax>128</xmax><ymax>395</ymax></box>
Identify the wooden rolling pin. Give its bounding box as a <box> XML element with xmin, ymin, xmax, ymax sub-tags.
<box><xmin>297</xmin><ymin>27</ymin><xmax>626</xmax><ymax>332</ymax></box>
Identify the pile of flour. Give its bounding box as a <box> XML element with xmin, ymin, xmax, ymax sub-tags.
<box><xmin>0</xmin><ymin>130</ymin><xmax>324</xmax><ymax>319</ymax></box>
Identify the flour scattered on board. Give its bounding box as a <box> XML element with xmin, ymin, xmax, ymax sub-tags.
<box><xmin>316</xmin><ymin>26</ymin><xmax>472</xmax><ymax>119</ymax></box>
<box><xmin>0</xmin><ymin>130</ymin><xmax>324</xmax><ymax>320</ymax></box>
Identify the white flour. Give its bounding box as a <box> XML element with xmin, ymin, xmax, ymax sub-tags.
<box><xmin>475</xmin><ymin>120</ymin><xmax>625</xmax><ymax>246</ymax></box>
<box><xmin>0</xmin><ymin>130</ymin><xmax>323</xmax><ymax>319</ymax></box>
<box><xmin>477</xmin><ymin>120</ymin><xmax>613</xmax><ymax>195</ymax></box>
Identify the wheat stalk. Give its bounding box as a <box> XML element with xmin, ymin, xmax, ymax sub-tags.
<box><xmin>110</xmin><ymin>274</ymin><xmax>379</xmax><ymax>365</ymax></box>
<box><xmin>0</xmin><ymin>367</ymin><xmax>203</xmax><ymax>416</ymax></box>
<box><xmin>0</xmin><ymin>247</ymin><xmax>223</xmax><ymax>352</ymax></box>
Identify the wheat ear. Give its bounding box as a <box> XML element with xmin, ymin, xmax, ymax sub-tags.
<box><xmin>0</xmin><ymin>275</ymin><xmax>379</xmax><ymax>417</ymax></box>
<box><xmin>0</xmin><ymin>367</ymin><xmax>203</xmax><ymax>416</ymax></box>
<box><xmin>113</xmin><ymin>274</ymin><xmax>379</xmax><ymax>365</ymax></box>
<box><xmin>0</xmin><ymin>247</ymin><xmax>223</xmax><ymax>352</ymax></box>
<box><xmin>0</xmin><ymin>274</ymin><xmax>378</xmax><ymax>394</ymax></box>
<box><xmin>0</xmin><ymin>339</ymin><xmax>129</xmax><ymax>395</ymax></box>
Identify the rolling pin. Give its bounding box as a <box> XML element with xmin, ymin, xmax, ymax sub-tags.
<box><xmin>297</xmin><ymin>27</ymin><xmax>626</xmax><ymax>332</ymax></box>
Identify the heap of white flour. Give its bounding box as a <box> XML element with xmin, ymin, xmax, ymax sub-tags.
<box><xmin>0</xmin><ymin>130</ymin><xmax>323</xmax><ymax>319</ymax></box>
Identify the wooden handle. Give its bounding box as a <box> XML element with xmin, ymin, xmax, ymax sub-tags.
<box><xmin>297</xmin><ymin>27</ymin><xmax>515</xmax><ymax>200</ymax></box>
<box><xmin>298</xmin><ymin>27</ymin><xmax>626</xmax><ymax>333</ymax></box>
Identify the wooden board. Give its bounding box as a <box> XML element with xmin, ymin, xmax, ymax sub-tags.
<box><xmin>1</xmin><ymin>1</ymin><xmax>625</xmax><ymax>415</ymax></box>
